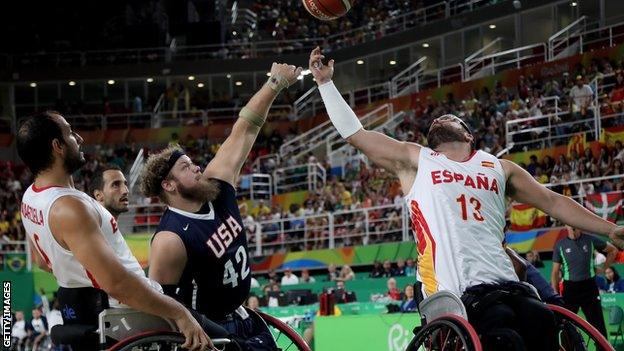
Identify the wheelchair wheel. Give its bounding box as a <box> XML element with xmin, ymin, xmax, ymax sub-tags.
<box><xmin>405</xmin><ymin>314</ymin><xmax>482</xmax><ymax>351</ymax></box>
<box><xmin>547</xmin><ymin>304</ymin><xmax>615</xmax><ymax>351</ymax></box>
<box><xmin>255</xmin><ymin>311</ymin><xmax>312</xmax><ymax>351</ymax></box>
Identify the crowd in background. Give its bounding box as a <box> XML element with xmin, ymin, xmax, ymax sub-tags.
<box><xmin>4</xmin><ymin>52</ymin><xmax>624</xmax><ymax>257</ymax></box>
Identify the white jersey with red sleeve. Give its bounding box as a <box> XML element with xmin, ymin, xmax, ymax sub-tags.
<box><xmin>405</xmin><ymin>147</ymin><xmax>517</xmax><ymax>298</ymax></box>
<box><xmin>21</xmin><ymin>184</ymin><xmax>162</xmax><ymax>307</ymax></box>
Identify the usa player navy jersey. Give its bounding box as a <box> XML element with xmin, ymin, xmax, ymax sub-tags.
<box><xmin>154</xmin><ymin>179</ymin><xmax>250</xmax><ymax>321</ymax></box>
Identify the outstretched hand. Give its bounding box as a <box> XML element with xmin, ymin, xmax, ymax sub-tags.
<box><xmin>270</xmin><ymin>62</ymin><xmax>303</xmax><ymax>89</ymax></box>
<box><xmin>609</xmin><ymin>226</ymin><xmax>624</xmax><ymax>248</ymax></box>
<box><xmin>309</xmin><ymin>46</ymin><xmax>334</xmax><ymax>85</ymax></box>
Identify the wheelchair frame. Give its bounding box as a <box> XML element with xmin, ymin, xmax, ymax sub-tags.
<box><xmin>406</xmin><ymin>291</ymin><xmax>615</xmax><ymax>351</ymax></box>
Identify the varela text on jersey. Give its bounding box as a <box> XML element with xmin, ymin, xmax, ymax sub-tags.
<box><xmin>430</xmin><ymin>170</ymin><xmax>500</xmax><ymax>194</ymax></box>
<box><xmin>21</xmin><ymin>202</ymin><xmax>44</xmax><ymax>225</ymax></box>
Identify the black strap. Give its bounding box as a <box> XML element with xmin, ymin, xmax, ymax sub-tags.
<box><xmin>56</xmin><ymin>287</ymin><xmax>109</xmax><ymax>326</ymax></box>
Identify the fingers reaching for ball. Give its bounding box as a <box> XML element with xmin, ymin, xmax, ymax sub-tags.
<box><xmin>269</xmin><ymin>62</ymin><xmax>304</xmax><ymax>87</ymax></box>
<box><xmin>309</xmin><ymin>47</ymin><xmax>334</xmax><ymax>85</ymax></box>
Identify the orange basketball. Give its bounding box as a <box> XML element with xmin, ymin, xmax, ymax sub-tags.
<box><xmin>302</xmin><ymin>0</ymin><xmax>355</xmax><ymax>21</ymax></box>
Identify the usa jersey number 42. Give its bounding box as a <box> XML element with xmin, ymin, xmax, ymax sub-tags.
<box><xmin>223</xmin><ymin>246</ymin><xmax>250</xmax><ymax>288</ymax></box>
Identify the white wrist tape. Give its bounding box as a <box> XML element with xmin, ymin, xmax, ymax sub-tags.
<box><xmin>318</xmin><ymin>81</ymin><xmax>363</xmax><ymax>139</ymax></box>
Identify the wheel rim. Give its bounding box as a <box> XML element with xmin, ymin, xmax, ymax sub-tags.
<box><xmin>548</xmin><ymin>304</ymin><xmax>614</xmax><ymax>351</ymax></box>
<box><xmin>406</xmin><ymin>316</ymin><xmax>482</xmax><ymax>351</ymax></box>
<box><xmin>256</xmin><ymin>311</ymin><xmax>311</xmax><ymax>351</ymax></box>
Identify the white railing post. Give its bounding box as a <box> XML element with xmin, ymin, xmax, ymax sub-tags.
<box><xmin>255</xmin><ymin>223</ymin><xmax>262</xmax><ymax>257</ymax></box>
<box><xmin>328</xmin><ymin>214</ymin><xmax>335</xmax><ymax>249</ymax></box>
<box><xmin>364</xmin><ymin>211</ymin><xmax>370</xmax><ymax>245</ymax></box>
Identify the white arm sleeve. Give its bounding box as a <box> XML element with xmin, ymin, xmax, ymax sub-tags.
<box><xmin>318</xmin><ymin>81</ymin><xmax>363</xmax><ymax>139</ymax></box>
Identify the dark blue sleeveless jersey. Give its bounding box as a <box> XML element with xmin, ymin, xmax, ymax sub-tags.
<box><xmin>154</xmin><ymin>179</ymin><xmax>250</xmax><ymax>321</ymax></box>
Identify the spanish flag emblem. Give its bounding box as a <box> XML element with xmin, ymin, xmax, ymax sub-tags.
<box><xmin>481</xmin><ymin>161</ymin><xmax>495</xmax><ymax>168</ymax></box>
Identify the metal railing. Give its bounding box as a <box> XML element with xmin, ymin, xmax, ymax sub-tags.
<box><xmin>54</xmin><ymin>105</ymin><xmax>293</xmax><ymax>131</ymax></box>
<box><xmin>548</xmin><ymin>19</ymin><xmax>624</xmax><ymax>62</ymax></box>
<box><xmin>390</xmin><ymin>56</ymin><xmax>427</xmax><ymax>98</ymax></box>
<box><xmin>592</xmin><ymin>72</ymin><xmax>624</xmax><ymax>134</ymax></box>
<box><xmin>248</xmin><ymin>203</ymin><xmax>408</xmax><ymax>256</ymax></box>
<box><xmin>272</xmin><ymin>163</ymin><xmax>326</xmax><ymax>195</ymax></box>
<box><xmin>292</xmin><ymin>87</ymin><xmax>318</xmax><ymax>120</ymax></box>
<box><xmin>419</xmin><ymin>64</ymin><xmax>465</xmax><ymax>91</ymax></box>
<box><xmin>326</xmin><ymin>104</ymin><xmax>394</xmax><ymax>164</ymax></box>
<box><xmin>279</xmin><ymin>103</ymin><xmax>393</xmax><ymax>161</ymax></box>
<box><xmin>464</xmin><ymin>38</ymin><xmax>503</xmax><ymax>80</ymax></box>
<box><xmin>465</xmin><ymin>43</ymin><xmax>547</xmax><ymax>80</ymax></box>
<box><xmin>504</xmin><ymin>96</ymin><xmax>600</xmax><ymax>151</ymax></box>
<box><xmin>548</xmin><ymin>16</ymin><xmax>587</xmax><ymax>61</ymax></box>
<box><xmin>252</xmin><ymin>153</ymin><xmax>281</xmax><ymax>173</ymax></box>
<box><xmin>237</xmin><ymin>173</ymin><xmax>273</xmax><ymax>201</ymax></box>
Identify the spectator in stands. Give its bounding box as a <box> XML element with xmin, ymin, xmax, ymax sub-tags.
<box><xmin>400</xmin><ymin>285</ymin><xmax>417</xmax><ymax>313</ymax></box>
<box><xmin>405</xmin><ymin>258</ymin><xmax>416</xmax><ymax>277</ymax></box>
<box><xmin>11</xmin><ymin>311</ymin><xmax>27</xmax><ymax>350</ymax></box>
<box><xmin>281</xmin><ymin>268</ymin><xmax>300</xmax><ymax>286</ymax></box>
<box><xmin>339</xmin><ymin>265</ymin><xmax>355</xmax><ymax>281</ymax></box>
<box><xmin>333</xmin><ymin>280</ymin><xmax>356</xmax><ymax>303</ymax></box>
<box><xmin>267</xmin><ymin>269</ymin><xmax>279</xmax><ymax>285</ymax></box>
<box><xmin>326</xmin><ymin>263</ymin><xmax>339</xmax><ymax>281</ymax></box>
<box><xmin>246</xmin><ymin>296</ymin><xmax>260</xmax><ymax>311</ymax></box>
<box><xmin>386</xmin><ymin>278</ymin><xmax>402</xmax><ymax>301</ymax></box>
<box><xmin>525</xmin><ymin>250</ymin><xmax>544</xmax><ymax>268</ymax></box>
<box><xmin>25</xmin><ymin>308</ymin><xmax>48</xmax><ymax>351</ymax></box>
<box><xmin>381</xmin><ymin>260</ymin><xmax>393</xmax><ymax>278</ymax></box>
<box><xmin>603</xmin><ymin>267</ymin><xmax>624</xmax><ymax>293</ymax></box>
<box><xmin>250</xmin><ymin>276</ymin><xmax>260</xmax><ymax>288</ymax></box>
<box><xmin>541</xmin><ymin>156</ymin><xmax>555</xmax><ymax>177</ymax></box>
<box><xmin>252</xmin><ymin>199</ymin><xmax>271</xmax><ymax>218</ymax></box>
<box><xmin>598</xmin><ymin>146</ymin><xmax>612</xmax><ymax>173</ymax></box>
<box><xmin>393</xmin><ymin>259</ymin><xmax>406</xmax><ymax>276</ymax></box>
<box><xmin>614</xmin><ymin>141</ymin><xmax>624</xmax><ymax>161</ymax></box>
<box><xmin>569</xmin><ymin>75</ymin><xmax>594</xmax><ymax>117</ymax></box>
<box><xmin>300</xmin><ymin>269</ymin><xmax>316</xmax><ymax>283</ymax></box>
<box><xmin>527</xmin><ymin>155</ymin><xmax>539</xmax><ymax>176</ymax></box>
<box><xmin>534</xmin><ymin>167</ymin><xmax>549</xmax><ymax>184</ymax></box>
<box><xmin>370</xmin><ymin>261</ymin><xmax>384</xmax><ymax>278</ymax></box>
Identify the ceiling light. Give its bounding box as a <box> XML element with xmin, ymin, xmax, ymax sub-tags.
<box><xmin>197</xmin><ymin>83</ymin><xmax>205</xmax><ymax>88</ymax></box>
<box><xmin>188</xmin><ymin>76</ymin><xmax>195</xmax><ymax>81</ymax></box>
<box><xmin>422</xmin><ymin>43</ymin><xmax>430</xmax><ymax>48</ymax></box>
<box><xmin>356</xmin><ymin>60</ymin><xmax>364</xmax><ymax>65</ymax></box>
<box><xmin>489</xmin><ymin>24</ymin><xmax>497</xmax><ymax>29</ymax></box>
<box><xmin>107</xmin><ymin>80</ymin><xmax>115</xmax><ymax>85</ymax></box>
<box><xmin>266</xmin><ymin>72</ymin><xmax>271</xmax><ymax>77</ymax></box>
<box><xmin>146</xmin><ymin>78</ymin><xmax>154</xmax><ymax>83</ymax></box>
<box><xmin>389</xmin><ymin>60</ymin><xmax>397</xmax><ymax>65</ymax></box>
<box><xmin>29</xmin><ymin>82</ymin><xmax>37</xmax><ymax>88</ymax></box>
<box><xmin>226</xmin><ymin>74</ymin><xmax>232</xmax><ymax>79</ymax></box>
<box><xmin>571</xmin><ymin>2</ymin><xmax>577</xmax><ymax>6</ymax></box>
<box><xmin>235</xmin><ymin>81</ymin><xmax>243</xmax><ymax>86</ymax></box>
<box><xmin>68</xmin><ymin>81</ymin><xmax>76</xmax><ymax>86</ymax></box>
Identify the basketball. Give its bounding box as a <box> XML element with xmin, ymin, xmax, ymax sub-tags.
<box><xmin>302</xmin><ymin>0</ymin><xmax>354</xmax><ymax>21</ymax></box>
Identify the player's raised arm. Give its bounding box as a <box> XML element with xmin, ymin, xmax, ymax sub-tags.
<box><xmin>501</xmin><ymin>159</ymin><xmax>624</xmax><ymax>239</ymax></box>
<box><xmin>202</xmin><ymin>63</ymin><xmax>302</xmax><ymax>186</ymax></box>
<box><xmin>309</xmin><ymin>47</ymin><xmax>420</xmax><ymax>179</ymax></box>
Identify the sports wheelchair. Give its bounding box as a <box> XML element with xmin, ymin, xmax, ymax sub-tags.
<box><xmin>405</xmin><ymin>291</ymin><xmax>614</xmax><ymax>351</ymax></box>
<box><xmin>50</xmin><ymin>307</ymin><xmax>311</xmax><ymax>351</ymax></box>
